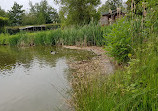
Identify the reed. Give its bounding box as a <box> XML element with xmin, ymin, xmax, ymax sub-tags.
<box><xmin>0</xmin><ymin>22</ymin><xmax>104</xmax><ymax>47</ymax></box>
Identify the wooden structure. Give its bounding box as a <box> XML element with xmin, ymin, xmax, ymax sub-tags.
<box><xmin>19</xmin><ymin>25</ymin><xmax>46</xmax><ymax>32</ymax></box>
<box><xmin>100</xmin><ymin>10</ymin><xmax>125</xmax><ymax>26</ymax></box>
<box><xmin>6</xmin><ymin>23</ymin><xmax>61</xmax><ymax>35</ymax></box>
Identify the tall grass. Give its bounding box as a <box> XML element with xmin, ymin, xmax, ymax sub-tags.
<box><xmin>0</xmin><ymin>22</ymin><xmax>104</xmax><ymax>47</ymax></box>
<box><xmin>71</xmin><ymin>36</ymin><xmax>158</xmax><ymax>111</ymax></box>
<box><xmin>70</xmin><ymin>2</ymin><xmax>158</xmax><ymax>111</ymax></box>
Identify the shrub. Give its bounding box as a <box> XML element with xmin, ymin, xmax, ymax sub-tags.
<box><xmin>104</xmin><ymin>18</ymin><xmax>132</xmax><ymax>63</ymax></box>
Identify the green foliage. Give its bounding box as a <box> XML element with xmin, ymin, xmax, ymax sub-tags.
<box><xmin>0</xmin><ymin>0</ymin><xmax>59</xmax><ymax>26</ymax></box>
<box><xmin>27</xmin><ymin>0</ymin><xmax>60</xmax><ymax>25</ymax></box>
<box><xmin>8</xmin><ymin>34</ymin><xmax>21</xmax><ymax>46</ymax></box>
<box><xmin>21</xmin><ymin>14</ymin><xmax>38</xmax><ymax>25</ymax></box>
<box><xmin>0</xmin><ymin>17</ymin><xmax>8</xmax><ymax>26</ymax></box>
<box><xmin>0</xmin><ymin>22</ymin><xmax>104</xmax><ymax>46</ymax></box>
<box><xmin>57</xmin><ymin>0</ymin><xmax>101</xmax><ymax>26</ymax></box>
<box><xmin>8</xmin><ymin>2</ymin><xmax>25</xmax><ymax>26</ymax></box>
<box><xmin>0</xmin><ymin>33</ymin><xmax>9</xmax><ymax>44</ymax></box>
<box><xmin>98</xmin><ymin>2</ymin><xmax>111</xmax><ymax>13</ymax></box>
<box><xmin>126</xmin><ymin>0</ymin><xmax>158</xmax><ymax>15</ymax></box>
<box><xmin>104</xmin><ymin>18</ymin><xmax>132</xmax><ymax>63</ymax></box>
<box><xmin>0</xmin><ymin>7</ymin><xmax>7</xmax><ymax>17</ymax></box>
<box><xmin>73</xmin><ymin>38</ymin><xmax>158</xmax><ymax>110</ymax></box>
<box><xmin>0</xmin><ymin>17</ymin><xmax>8</xmax><ymax>33</ymax></box>
<box><xmin>103</xmin><ymin>1</ymin><xmax>158</xmax><ymax>63</ymax></box>
<box><xmin>98</xmin><ymin>0</ymin><xmax>123</xmax><ymax>13</ymax></box>
<box><xmin>71</xmin><ymin>1</ymin><xmax>158</xmax><ymax>111</ymax></box>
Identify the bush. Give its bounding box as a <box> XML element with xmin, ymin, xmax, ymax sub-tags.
<box><xmin>104</xmin><ymin>18</ymin><xmax>132</xmax><ymax>63</ymax></box>
<box><xmin>8</xmin><ymin>34</ymin><xmax>21</xmax><ymax>46</ymax></box>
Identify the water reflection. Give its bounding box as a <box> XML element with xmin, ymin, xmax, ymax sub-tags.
<box><xmin>0</xmin><ymin>46</ymin><xmax>94</xmax><ymax>111</ymax></box>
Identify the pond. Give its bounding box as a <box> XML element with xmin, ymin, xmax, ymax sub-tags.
<box><xmin>0</xmin><ymin>46</ymin><xmax>94</xmax><ymax>111</ymax></box>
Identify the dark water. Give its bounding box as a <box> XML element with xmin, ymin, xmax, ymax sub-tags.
<box><xmin>0</xmin><ymin>46</ymin><xmax>94</xmax><ymax>111</ymax></box>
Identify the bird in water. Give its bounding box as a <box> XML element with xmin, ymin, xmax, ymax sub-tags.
<box><xmin>51</xmin><ymin>51</ymin><xmax>56</xmax><ymax>55</ymax></box>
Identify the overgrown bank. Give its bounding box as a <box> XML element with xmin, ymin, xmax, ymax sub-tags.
<box><xmin>69</xmin><ymin>37</ymin><xmax>158</xmax><ymax>111</ymax></box>
<box><xmin>0</xmin><ymin>23</ymin><xmax>104</xmax><ymax>47</ymax></box>
<box><xmin>68</xmin><ymin>2</ymin><xmax>158</xmax><ymax>111</ymax></box>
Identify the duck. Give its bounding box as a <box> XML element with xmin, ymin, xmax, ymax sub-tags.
<box><xmin>51</xmin><ymin>51</ymin><xmax>56</xmax><ymax>55</ymax></box>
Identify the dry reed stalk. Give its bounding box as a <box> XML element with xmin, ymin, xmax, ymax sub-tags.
<box><xmin>131</xmin><ymin>0</ymin><xmax>134</xmax><ymax>19</ymax></box>
<box><xmin>117</xmin><ymin>7</ymin><xmax>121</xmax><ymax>18</ymax></box>
<box><xmin>141</xmin><ymin>2</ymin><xmax>147</xmax><ymax>31</ymax></box>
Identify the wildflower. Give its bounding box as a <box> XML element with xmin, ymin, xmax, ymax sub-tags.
<box><xmin>128</xmin><ymin>53</ymin><xmax>132</xmax><ymax>58</ymax></box>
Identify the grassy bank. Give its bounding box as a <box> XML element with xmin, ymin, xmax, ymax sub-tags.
<box><xmin>0</xmin><ymin>22</ymin><xmax>104</xmax><ymax>47</ymax></box>
<box><xmin>71</xmin><ymin>37</ymin><xmax>158</xmax><ymax>111</ymax></box>
<box><xmin>70</xmin><ymin>4</ymin><xmax>158</xmax><ymax>111</ymax></box>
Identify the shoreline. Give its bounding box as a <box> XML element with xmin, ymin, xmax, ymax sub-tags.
<box><xmin>63</xmin><ymin>46</ymin><xmax>115</xmax><ymax>75</ymax></box>
<box><xmin>63</xmin><ymin>46</ymin><xmax>115</xmax><ymax>110</ymax></box>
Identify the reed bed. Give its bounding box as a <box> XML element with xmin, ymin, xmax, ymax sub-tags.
<box><xmin>0</xmin><ymin>22</ymin><xmax>104</xmax><ymax>47</ymax></box>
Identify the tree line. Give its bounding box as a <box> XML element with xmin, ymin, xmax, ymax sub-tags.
<box><xmin>0</xmin><ymin>0</ymin><xmax>150</xmax><ymax>33</ymax></box>
<box><xmin>0</xmin><ymin>0</ymin><xmax>59</xmax><ymax>27</ymax></box>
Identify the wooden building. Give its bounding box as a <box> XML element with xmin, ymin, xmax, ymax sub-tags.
<box><xmin>19</xmin><ymin>25</ymin><xmax>46</xmax><ymax>32</ymax></box>
<box><xmin>6</xmin><ymin>24</ymin><xmax>61</xmax><ymax>35</ymax></box>
<box><xmin>100</xmin><ymin>10</ymin><xmax>125</xmax><ymax>26</ymax></box>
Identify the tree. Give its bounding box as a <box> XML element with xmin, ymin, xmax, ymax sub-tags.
<box><xmin>56</xmin><ymin>0</ymin><xmax>101</xmax><ymax>26</ymax></box>
<box><xmin>0</xmin><ymin>7</ymin><xmax>7</xmax><ymax>17</ymax></box>
<box><xmin>8</xmin><ymin>2</ymin><xmax>25</xmax><ymax>26</ymax></box>
<box><xmin>126</xmin><ymin>0</ymin><xmax>158</xmax><ymax>10</ymax></box>
<box><xmin>98</xmin><ymin>2</ymin><xmax>112</xmax><ymax>13</ymax></box>
<box><xmin>126</xmin><ymin>0</ymin><xmax>158</xmax><ymax>16</ymax></box>
<box><xmin>98</xmin><ymin>0</ymin><xmax>123</xmax><ymax>13</ymax></box>
<box><xmin>29</xmin><ymin>0</ymin><xmax>59</xmax><ymax>25</ymax></box>
<box><xmin>0</xmin><ymin>17</ymin><xmax>8</xmax><ymax>33</ymax></box>
<box><xmin>21</xmin><ymin>13</ymin><xmax>38</xmax><ymax>25</ymax></box>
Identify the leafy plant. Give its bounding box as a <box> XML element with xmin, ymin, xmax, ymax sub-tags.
<box><xmin>104</xmin><ymin>17</ymin><xmax>132</xmax><ymax>63</ymax></box>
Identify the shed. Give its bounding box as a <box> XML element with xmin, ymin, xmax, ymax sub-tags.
<box><xmin>19</xmin><ymin>25</ymin><xmax>46</xmax><ymax>32</ymax></box>
<box><xmin>100</xmin><ymin>10</ymin><xmax>125</xmax><ymax>26</ymax></box>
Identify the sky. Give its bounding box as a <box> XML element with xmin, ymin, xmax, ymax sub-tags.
<box><xmin>0</xmin><ymin>0</ymin><xmax>127</xmax><ymax>12</ymax></box>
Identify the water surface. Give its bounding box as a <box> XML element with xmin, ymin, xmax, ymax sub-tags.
<box><xmin>0</xmin><ymin>46</ymin><xmax>94</xmax><ymax>111</ymax></box>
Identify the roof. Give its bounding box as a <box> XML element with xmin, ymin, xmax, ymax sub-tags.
<box><xmin>101</xmin><ymin>10</ymin><xmax>125</xmax><ymax>16</ymax></box>
<box><xmin>19</xmin><ymin>25</ymin><xmax>46</xmax><ymax>30</ymax></box>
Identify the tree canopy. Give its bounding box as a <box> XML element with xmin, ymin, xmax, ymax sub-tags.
<box><xmin>98</xmin><ymin>0</ymin><xmax>123</xmax><ymax>13</ymax></box>
<box><xmin>126</xmin><ymin>0</ymin><xmax>158</xmax><ymax>15</ymax></box>
<box><xmin>57</xmin><ymin>0</ymin><xmax>101</xmax><ymax>26</ymax></box>
<box><xmin>8</xmin><ymin>2</ymin><xmax>25</xmax><ymax>26</ymax></box>
<box><xmin>0</xmin><ymin>0</ymin><xmax>60</xmax><ymax>28</ymax></box>
<box><xmin>28</xmin><ymin>0</ymin><xmax>59</xmax><ymax>25</ymax></box>
<box><xmin>0</xmin><ymin>16</ymin><xmax>8</xmax><ymax>33</ymax></box>
<box><xmin>0</xmin><ymin>7</ymin><xmax>7</xmax><ymax>17</ymax></box>
<box><xmin>0</xmin><ymin>17</ymin><xmax>8</xmax><ymax>26</ymax></box>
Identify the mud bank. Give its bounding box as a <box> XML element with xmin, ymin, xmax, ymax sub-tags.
<box><xmin>64</xmin><ymin>46</ymin><xmax>114</xmax><ymax>75</ymax></box>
